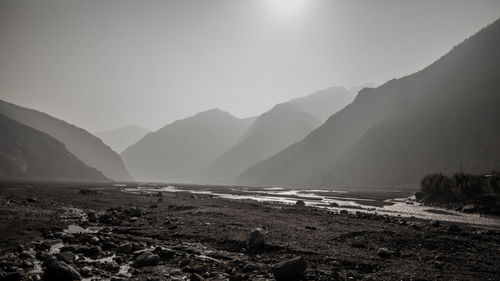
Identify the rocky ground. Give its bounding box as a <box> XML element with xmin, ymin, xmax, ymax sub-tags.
<box><xmin>0</xmin><ymin>182</ymin><xmax>499</xmax><ymax>281</ymax></box>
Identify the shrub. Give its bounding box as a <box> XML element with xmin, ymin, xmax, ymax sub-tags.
<box><xmin>420</xmin><ymin>172</ymin><xmax>499</xmax><ymax>203</ymax></box>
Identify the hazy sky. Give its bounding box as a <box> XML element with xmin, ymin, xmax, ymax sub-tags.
<box><xmin>1</xmin><ymin>0</ymin><xmax>499</xmax><ymax>132</ymax></box>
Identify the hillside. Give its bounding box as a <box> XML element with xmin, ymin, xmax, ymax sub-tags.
<box><xmin>288</xmin><ymin>86</ymin><xmax>358</xmax><ymax>122</ymax></box>
<box><xmin>240</xmin><ymin>18</ymin><xmax>500</xmax><ymax>188</ymax></box>
<box><xmin>0</xmin><ymin>100</ymin><xmax>132</xmax><ymax>181</ymax></box>
<box><xmin>0</xmin><ymin>113</ymin><xmax>109</xmax><ymax>181</ymax></box>
<box><xmin>96</xmin><ymin>125</ymin><xmax>151</xmax><ymax>153</ymax></box>
<box><xmin>121</xmin><ymin>109</ymin><xmax>254</xmax><ymax>183</ymax></box>
<box><xmin>206</xmin><ymin>103</ymin><xmax>321</xmax><ymax>183</ymax></box>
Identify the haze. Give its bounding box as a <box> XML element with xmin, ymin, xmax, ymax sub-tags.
<box><xmin>1</xmin><ymin>0</ymin><xmax>499</xmax><ymax>132</ymax></box>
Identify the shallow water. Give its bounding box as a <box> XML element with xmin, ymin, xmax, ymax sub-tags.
<box><xmin>124</xmin><ymin>185</ymin><xmax>500</xmax><ymax>228</ymax></box>
<box><xmin>64</xmin><ymin>224</ymin><xmax>102</xmax><ymax>234</ymax></box>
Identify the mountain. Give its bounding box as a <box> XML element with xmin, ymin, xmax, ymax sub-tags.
<box><xmin>121</xmin><ymin>109</ymin><xmax>254</xmax><ymax>183</ymax></box>
<box><xmin>206</xmin><ymin>103</ymin><xmax>321</xmax><ymax>183</ymax></box>
<box><xmin>205</xmin><ymin>86</ymin><xmax>362</xmax><ymax>183</ymax></box>
<box><xmin>288</xmin><ymin>86</ymin><xmax>361</xmax><ymax>122</ymax></box>
<box><xmin>96</xmin><ymin>125</ymin><xmax>151</xmax><ymax>153</ymax></box>
<box><xmin>240</xmin><ymin>18</ymin><xmax>500</xmax><ymax>188</ymax></box>
<box><xmin>0</xmin><ymin>113</ymin><xmax>109</xmax><ymax>181</ymax></box>
<box><xmin>0</xmin><ymin>100</ymin><xmax>132</xmax><ymax>181</ymax></box>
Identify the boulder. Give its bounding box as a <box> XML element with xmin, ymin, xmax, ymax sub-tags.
<box><xmin>376</xmin><ymin>248</ymin><xmax>394</xmax><ymax>258</ymax></box>
<box><xmin>134</xmin><ymin>251</ymin><xmax>160</xmax><ymax>267</ymax></box>
<box><xmin>0</xmin><ymin>270</ymin><xmax>26</xmax><ymax>281</ymax></box>
<box><xmin>190</xmin><ymin>273</ymin><xmax>205</xmax><ymax>281</ymax></box>
<box><xmin>462</xmin><ymin>204</ymin><xmax>477</xmax><ymax>213</ymax></box>
<box><xmin>42</xmin><ymin>260</ymin><xmax>82</xmax><ymax>281</ymax></box>
<box><xmin>295</xmin><ymin>200</ymin><xmax>305</xmax><ymax>206</ymax></box>
<box><xmin>57</xmin><ymin>251</ymin><xmax>76</xmax><ymax>264</ymax></box>
<box><xmin>272</xmin><ymin>257</ymin><xmax>307</xmax><ymax>281</ymax></box>
<box><xmin>245</xmin><ymin>228</ymin><xmax>265</xmax><ymax>250</ymax></box>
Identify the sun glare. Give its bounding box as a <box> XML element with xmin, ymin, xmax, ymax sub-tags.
<box><xmin>264</xmin><ymin>0</ymin><xmax>309</xmax><ymax>20</ymax></box>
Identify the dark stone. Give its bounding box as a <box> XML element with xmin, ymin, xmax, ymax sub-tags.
<box><xmin>57</xmin><ymin>251</ymin><xmax>76</xmax><ymax>264</ymax></box>
<box><xmin>272</xmin><ymin>257</ymin><xmax>307</xmax><ymax>281</ymax></box>
<box><xmin>134</xmin><ymin>251</ymin><xmax>160</xmax><ymax>267</ymax></box>
<box><xmin>190</xmin><ymin>273</ymin><xmax>205</xmax><ymax>281</ymax></box>
<box><xmin>462</xmin><ymin>204</ymin><xmax>477</xmax><ymax>213</ymax></box>
<box><xmin>242</xmin><ymin>263</ymin><xmax>258</xmax><ymax>272</ymax></box>
<box><xmin>42</xmin><ymin>260</ymin><xmax>82</xmax><ymax>281</ymax></box>
<box><xmin>246</xmin><ymin>228</ymin><xmax>265</xmax><ymax>250</ymax></box>
<box><xmin>295</xmin><ymin>200</ymin><xmax>305</xmax><ymax>206</ymax></box>
<box><xmin>156</xmin><ymin>248</ymin><xmax>175</xmax><ymax>260</ymax></box>
<box><xmin>376</xmin><ymin>248</ymin><xmax>394</xmax><ymax>258</ymax></box>
<box><xmin>0</xmin><ymin>271</ymin><xmax>26</xmax><ymax>281</ymax></box>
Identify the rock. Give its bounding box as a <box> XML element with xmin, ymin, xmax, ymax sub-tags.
<box><xmin>116</xmin><ymin>243</ymin><xmax>134</xmax><ymax>254</ymax></box>
<box><xmin>242</xmin><ymin>263</ymin><xmax>258</xmax><ymax>272</ymax></box>
<box><xmin>339</xmin><ymin>210</ymin><xmax>348</xmax><ymax>215</ymax></box>
<box><xmin>134</xmin><ymin>251</ymin><xmax>160</xmax><ymax>267</ymax></box>
<box><xmin>57</xmin><ymin>251</ymin><xmax>76</xmax><ymax>264</ymax></box>
<box><xmin>156</xmin><ymin>248</ymin><xmax>175</xmax><ymax>260</ymax></box>
<box><xmin>462</xmin><ymin>204</ymin><xmax>477</xmax><ymax>213</ymax></box>
<box><xmin>79</xmin><ymin>266</ymin><xmax>92</xmax><ymax>277</ymax></box>
<box><xmin>124</xmin><ymin>207</ymin><xmax>143</xmax><ymax>217</ymax></box>
<box><xmin>272</xmin><ymin>257</ymin><xmax>307</xmax><ymax>281</ymax></box>
<box><xmin>246</xmin><ymin>228</ymin><xmax>265</xmax><ymax>250</ymax></box>
<box><xmin>376</xmin><ymin>248</ymin><xmax>394</xmax><ymax>258</ymax></box>
<box><xmin>329</xmin><ymin>202</ymin><xmax>339</xmax><ymax>207</ymax></box>
<box><xmin>80</xmin><ymin>245</ymin><xmax>101</xmax><ymax>255</ymax></box>
<box><xmin>190</xmin><ymin>273</ymin><xmax>205</xmax><ymax>281</ymax></box>
<box><xmin>42</xmin><ymin>260</ymin><xmax>82</xmax><ymax>281</ymax></box>
<box><xmin>0</xmin><ymin>270</ymin><xmax>26</xmax><ymax>281</ymax></box>
<box><xmin>429</xmin><ymin>220</ymin><xmax>440</xmax><ymax>227</ymax></box>
<box><xmin>87</xmin><ymin>210</ymin><xmax>97</xmax><ymax>222</ymax></box>
<box><xmin>295</xmin><ymin>200</ymin><xmax>305</xmax><ymax>206</ymax></box>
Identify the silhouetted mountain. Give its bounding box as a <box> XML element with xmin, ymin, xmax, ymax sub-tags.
<box><xmin>0</xmin><ymin>113</ymin><xmax>109</xmax><ymax>181</ymax></box>
<box><xmin>121</xmin><ymin>109</ymin><xmax>254</xmax><ymax>183</ymax></box>
<box><xmin>288</xmin><ymin>86</ymin><xmax>360</xmax><ymax>122</ymax></box>
<box><xmin>0</xmin><ymin>100</ymin><xmax>132</xmax><ymax>181</ymax></box>
<box><xmin>240</xmin><ymin>19</ymin><xmax>500</xmax><ymax>188</ymax></box>
<box><xmin>96</xmin><ymin>125</ymin><xmax>151</xmax><ymax>153</ymax></box>
<box><xmin>206</xmin><ymin>103</ymin><xmax>321</xmax><ymax>183</ymax></box>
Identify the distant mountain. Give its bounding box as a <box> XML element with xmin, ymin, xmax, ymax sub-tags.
<box><xmin>121</xmin><ymin>109</ymin><xmax>254</xmax><ymax>183</ymax></box>
<box><xmin>206</xmin><ymin>103</ymin><xmax>321</xmax><ymax>183</ymax></box>
<box><xmin>0</xmin><ymin>100</ymin><xmax>132</xmax><ymax>181</ymax></box>
<box><xmin>96</xmin><ymin>125</ymin><xmax>151</xmax><ymax>153</ymax></box>
<box><xmin>240</xmin><ymin>18</ymin><xmax>500</xmax><ymax>188</ymax></box>
<box><xmin>205</xmin><ymin>86</ymin><xmax>361</xmax><ymax>183</ymax></box>
<box><xmin>0</xmin><ymin>113</ymin><xmax>109</xmax><ymax>181</ymax></box>
<box><xmin>288</xmin><ymin>86</ymin><xmax>361</xmax><ymax>122</ymax></box>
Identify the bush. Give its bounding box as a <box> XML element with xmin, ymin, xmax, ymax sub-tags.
<box><xmin>419</xmin><ymin>172</ymin><xmax>499</xmax><ymax>203</ymax></box>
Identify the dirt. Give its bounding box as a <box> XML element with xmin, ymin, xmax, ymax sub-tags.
<box><xmin>0</xmin><ymin>182</ymin><xmax>499</xmax><ymax>281</ymax></box>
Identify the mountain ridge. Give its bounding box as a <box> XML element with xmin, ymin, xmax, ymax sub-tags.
<box><xmin>0</xmin><ymin>99</ymin><xmax>132</xmax><ymax>181</ymax></box>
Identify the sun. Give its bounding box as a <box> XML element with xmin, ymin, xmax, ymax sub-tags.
<box><xmin>264</xmin><ymin>0</ymin><xmax>309</xmax><ymax>20</ymax></box>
